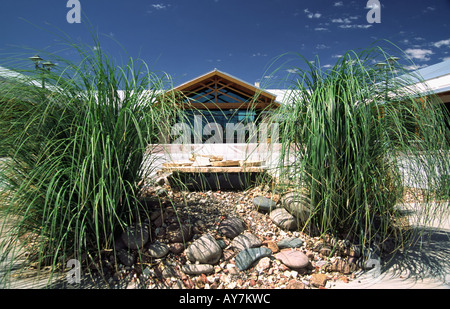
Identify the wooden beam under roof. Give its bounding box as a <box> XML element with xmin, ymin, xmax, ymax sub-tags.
<box><xmin>165</xmin><ymin>69</ymin><xmax>280</xmax><ymax>110</ymax></box>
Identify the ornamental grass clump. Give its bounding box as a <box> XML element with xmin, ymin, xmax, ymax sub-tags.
<box><xmin>271</xmin><ymin>47</ymin><xmax>450</xmax><ymax>253</ymax></box>
<box><xmin>0</xmin><ymin>38</ymin><xmax>178</xmax><ymax>286</ymax></box>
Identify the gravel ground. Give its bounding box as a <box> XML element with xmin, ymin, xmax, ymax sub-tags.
<box><xmin>51</xmin><ymin>184</ymin><xmax>366</xmax><ymax>290</ymax></box>
<box><xmin>4</xmin><ymin>182</ymin><xmax>447</xmax><ymax>290</ymax></box>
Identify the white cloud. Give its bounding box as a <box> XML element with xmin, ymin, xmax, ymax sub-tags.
<box><xmin>286</xmin><ymin>68</ymin><xmax>300</xmax><ymax>74</ymax></box>
<box><xmin>405</xmin><ymin>48</ymin><xmax>434</xmax><ymax>61</ymax></box>
<box><xmin>433</xmin><ymin>38</ymin><xmax>450</xmax><ymax>48</ymax></box>
<box><xmin>316</xmin><ymin>44</ymin><xmax>329</xmax><ymax>50</ymax></box>
<box><xmin>252</xmin><ymin>52</ymin><xmax>268</xmax><ymax>57</ymax></box>
<box><xmin>151</xmin><ymin>4</ymin><xmax>167</xmax><ymax>10</ymax></box>
<box><xmin>334</xmin><ymin>1</ymin><xmax>344</xmax><ymax>7</ymax></box>
<box><xmin>339</xmin><ymin>24</ymin><xmax>372</xmax><ymax>29</ymax></box>
<box><xmin>404</xmin><ymin>64</ymin><xmax>429</xmax><ymax>71</ymax></box>
<box><xmin>314</xmin><ymin>27</ymin><xmax>328</xmax><ymax>31</ymax></box>
<box><xmin>304</xmin><ymin>8</ymin><xmax>321</xmax><ymax>19</ymax></box>
<box><xmin>332</xmin><ymin>18</ymin><xmax>352</xmax><ymax>24</ymax></box>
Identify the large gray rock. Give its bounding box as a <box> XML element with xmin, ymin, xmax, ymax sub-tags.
<box><xmin>269</xmin><ymin>208</ymin><xmax>298</xmax><ymax>231</ymax></box>
<box><xmin>281</xmin><ymin>192</ymin><xmax>311</xmax><ymax>224</ymax></box>
<box><xmin>219</xmin><ymin>217</ymin><xmax>246</xmax><ymax>238</ymax></box>
<box><xmin>121</xmin><ymin>223</ymin><xmax>150</xmax><ymax>250</ymax></box>
<box><xmin>235</xmin><ymin>247</ymin><xmax>272</xmax><ymax>271</ymax></box>
<box><xmin>147</xmin><ymin>242</ymin><xmax>169</xmax><ymax>258</ymax></box>
<box><xmin>230</xmin><ymin>232</ymin><xmax>262</xmax><ymax>252</ymax></box>
<box><xmin>252</xmin><ymin>196</ymin><xmax>277</xmax><ymax>213</ymax></box>
<box><xmin>277</xmin><ymin>237</ymin><xmax>304</xmax><ymax>249</ymax></box>
<box><xmin>185</xmin><ymin>233</ymin><xmax>222</xmax><ymax>264</ymax></box>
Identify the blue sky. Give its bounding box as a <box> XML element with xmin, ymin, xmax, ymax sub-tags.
<box><xmin>1</xmin><ymin>0</ymin><xmax>450</xmax><ymax>88</ymax></box>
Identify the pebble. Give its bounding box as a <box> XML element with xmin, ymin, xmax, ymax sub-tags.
<box><xmin>310</xmin><ymin>273</ymin><xmax>329</xmax><ymax>287</ymax></box>
<box><xmin>121</xmin><ymin>224</ymin><xmax>149</xmax><ymax>250</ymax></box>
<box><xmin>168</xmin><ymin>243</ymin><xmax>185</xmax><ymax>254</ymax></box>
<box><xmin>235</xmin><ymin>247</ymin><xmax>272</xmax><ymax>271</ymax></box>
<box><xmin>256</xmin><ymin>257</ymin><xmax>271</xmax><ymax>272</ymax></box>
<box><xmin>252</xmin><ymin>196</ymin><xmax>277</xmax><ymax>212</ymax></box>
<box><xmin>263</xmin><ymin>240</ymin><xmax>279</xmax><ymax>253</ymax></box>
<box><xmin>147</xmin><ymin>242</ymin><xmax>169</xmax><ymax>258</ymax></box>
<box><xmin>281</xmin><ymin>192</ymin><xmax>311</xmax><ymax>224</ymax></box>
<box><xmin>275</xmin><ymin>250</ymin><xmax>310</xmax><ymax>269</ymax></box>
<box><xmin>269</xmin><ymin>208</ymin><xmax>298</xmax><ymax>231</ymax></box>
<box><xmin>230</xmin><ymin>232</ymin><xmax>262</xmax><ymax>252</ymax></box>
<box><xmin>166</xmin><ymin>223</ymin><xmax>193</xmax><ymax>243</ymax></box>
<box><xmin>277</xmin><ymin>237</ymin><xmax>304</xmax><ymax>249</ymax></box>
<box><xmin>286</xmin><ymin>279</ymin><xmax>306</xmax><ymax>289</ymax></box>
<box><xmin>182</xmin><ymin>264</ymin><xmax>215</xmax><ymax>275</ymax></box>
<box><xmin>219</xmin><ymin>217</ymin><xmax>246</xmax><ymax>238</ymax></box>
<box><xmin>185</xmin><ymin>233</ymin><xmax>222</xmax><ymax>264</ymax></box>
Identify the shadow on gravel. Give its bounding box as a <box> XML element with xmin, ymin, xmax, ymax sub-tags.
<box><xmin>382</xmin><ymin>227</ymin><xmax>450</xmax><ymax>284</ymax></box>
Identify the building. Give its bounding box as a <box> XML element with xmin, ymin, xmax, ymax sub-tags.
<box><xmin>156</xmin><ymin>69</ymin><xmax>283</xmax><ymax>172</ymax></box>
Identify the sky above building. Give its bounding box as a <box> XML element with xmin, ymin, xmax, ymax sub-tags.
<box><xmin>1</xmin><ymin>0</ymin><xmax>449</xmax><ymax>88</ymax></box>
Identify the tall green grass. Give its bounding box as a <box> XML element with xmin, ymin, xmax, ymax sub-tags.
<box><xmin>0</xmin><ymin>37</ymin><xmax>178</xmax><ymax>285</ymax></box>
<box><xmin>270</xmin><ymin>47</ymin><xmax>450</xmax><ymax>252</ymax></box>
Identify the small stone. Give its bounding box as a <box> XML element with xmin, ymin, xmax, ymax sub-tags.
<box><xmin>219</xmin><ymin>217</ymin><xmax>246</xmax><ymax>238</ymax></box>
<box><xmin>121</xmin><ymin>224</ymin><xmax>149</xmax><ymax>250</ymax></box>
<box><xmin>230</xmin><ymin>232</ymin><xmax>262</xmax><ymax>252</ymax></box>
<box><xmin>277</xmin><ymin>237</ymin><xmax>304</xmax><ymax>249</ymax></box>
<box><xmin>185</xmin><ymin>233</ymin><xmax>222</xmax><ymax>264</ymax></box>
<box><xmin>255</xmin><ymin>257</ymin><xmax>272</xmax><ymax>272</ymax></box>
<box><xmin>166</xmin><ymin>223</ymin><xmax>193</xmax><ymax>243</ymax></box>
<box><xmin>275</xmin><ymin>250</ymin><xmax>309</xmax><ymax>269</ymax></box>
<box><xmin>161</xmin><ymin>265</ymin><xmax>178</xmax><ymax>278</ymax></box>
<box><xmin>253</xmin><ymin>196</ymin><xmax>277</xmax><ymax>212</ymax></box>
<box><xmin>147</xmin><ymin>242</ymin><xmax>169</xmax><ymax>258</ymax></box>
<box><xmin>310</xmin><ymin>273</ymin><xmax>328</xmax><ymax>288</ymax></box>
<box><xmin>222</xmin><ymin>249</ymin><xmax>235</xmax><ymax>261</ymax></box>
<box><xmin>169</xmin><ymin>243</ymin><xmax>185</xmax><ymax>254</ymax></box>
<box><xmin>235</xmin><ymin>247</ymin><xmax>272</xmax><ymax>271</ymax></box>
<box><xmin>263</xmin><ymin>240</ymin><xmax>279</xmax><ymax>253</ymax></box>
<box><xmin>226</xmin><ymin>264</ymin><xmax>240</xmax><ymax>276</ymax></box>
<box><xmin>117</xmin><ymin>249</ymin><xmax>135</xmax><ymax>266</ymax></box>
<box><xmin>182</xmin><ymin>264</ymin><xmax>215</xmax><ymax>275</ymax></box>
<box><xmin>269</xmin><ymin>208</ymin><xmax>297</xmax><ymax>231</ymax></box>
<box><xmin>286</xmin><ymin>279</ymin><xmax>306</xmax><ymax>289</ymax></box>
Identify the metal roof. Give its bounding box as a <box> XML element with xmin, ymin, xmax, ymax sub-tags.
<box><xmin>408</xmin><ymin>59</ymin><xmax>450</xmax><ymax>95</ymax></box>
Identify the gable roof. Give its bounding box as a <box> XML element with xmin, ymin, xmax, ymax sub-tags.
<box><xmin>167</xmin><ymin>69</ymin><xmax>280</xmax><ymax>110</ymax></box>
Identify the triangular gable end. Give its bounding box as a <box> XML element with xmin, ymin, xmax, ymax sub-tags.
<box><xmin>167</xmin><ymin>69</ymin><xmax>280</xmax><ymax>110</ymax></box>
